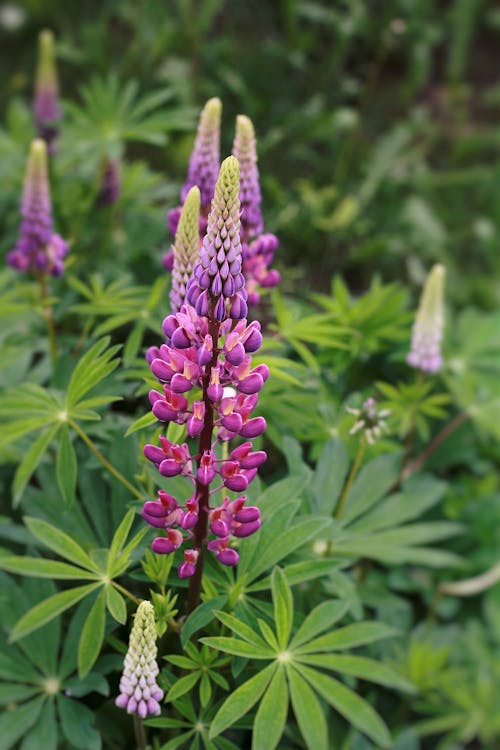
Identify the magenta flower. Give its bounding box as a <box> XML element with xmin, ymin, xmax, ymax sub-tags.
<box><xmin>142</xmin><ymin>157</ymin><xmax>267</xmax><ymax>580</ymax></box>
<box><xmin>33</xmin><ymin>30</ymin><xmax>61</xmax><ymax>154</ymax></box>
<box><xmin>164</xmin><ymin>98</ymin><xmax>221</xmax><ymax>269</ymax></box>
<box><xmin>6</xmin><ymin>139</ymin><xmax>68</xmax><ymax>276</ymax></box>
<box><xmin>115</xmin><ymin>601</ymin><xmax>163</xmax><ymax>718</ymax></box>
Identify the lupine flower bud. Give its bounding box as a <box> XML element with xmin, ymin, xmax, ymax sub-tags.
<box><xmin>97</xmin><ymin>157</ymin><xmax>121</xmax><ymax>207</ymax></box>
<box><xmin>33</xmin><ymin>30</ymin><xmax>61</xmax><ymax>154</ymax></box>
<box><xmin>187</xmin><ymin>155</ymin><xmax>247</xmax><ymax>321</ymax></box>
<box><xmin>232</xmin><ymin>115</ymin><xmax>263</xmax><ymax>238</ymax></box>
<box><xmin>170</xmin><ymin>186</ymin><xmax>201</xmax><ymax>312</ymax></box>
<box><xmin>407</xmin><ymin>264</ymin><xmax>446</xmax><ymax>373</ymax></box>
<box><xmin>6</xmin><ymin>139</ymin><xmax>68</xmax><ymax>276</ymax></box>
<box><xmin>115</xmin><ymin>601</ymin><xmax>163</xmax><ymax>718</ymax></box>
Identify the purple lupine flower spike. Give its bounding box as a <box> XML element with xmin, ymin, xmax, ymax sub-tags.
<box><xmin>164</xmin><ymin>98</ymin><xmax>221</xmax><ymax>269</ymax></box>
<box><xmin>186</xmin><ymin>155</ymin><xmax>247</xmax><ymax>321</ymax></box>
<box><xmin>115</xmin><ymin>601</ymin><xmax>164</xmax><ymax>718</ymax></box>
<box><xmin>33</xmin><ymin>30</ymin><xmax>61</xmax><ymax>155</ymax></box>
<box><xmin>141</xmin><ymin>158</ymin><xmax>268</xmax><ymax>581</ymax></box>
<box><xmin>97</xmin><ymin>157</ymin><xmax>121</xmax><ymax>207</ymax></box>
<box><xmin>232</xmin><ymin>115</ymin><xmax>263</xmax><ymax>239</ymax></box>
<box><xmin>170</xmin><ymin>186</ymin><xmax>201</xmax><ymax>312</ymax></box>
<box><xmin>6</xmin><ymin>139</ymin><xmax>68</xmax><ymax>276</ymax></box>
<box><xmin>182</xmin><ymin>97</ymin><xmax>221</xmax><ymax>206</ymax></box>
<box><xmin>407</xmin><ymin>264</ymin><xmax>446</xmax><ymax>373</ymax></box>
<box><xmin>231</xmin><ymin>114</ymin><xmax>280</xmax><ymax>306</ymax></box>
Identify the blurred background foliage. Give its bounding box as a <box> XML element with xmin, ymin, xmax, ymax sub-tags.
<box><xmin>0</xmin><ymin>2</ymin><xmax>500</xmax><ymax>749</ymax></box>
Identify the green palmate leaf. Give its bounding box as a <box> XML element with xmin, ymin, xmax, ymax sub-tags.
<box><xmin>66</xmin><ymin>337</ymin><xmax>121</xmax><ymax>408</ymax></box>
<box><xmin>21</xmin><ymin>698</ymin><xmax>58</xmax><ymax>750</ymax></box>
<box><xmin>214</xmin><ymin>611</ymin><xmax>271</xmax><ymax>651</ymax></box>
<box><xmin>78</xmin><ymin>589</ymin><xmax>106</xmax><ymax>677</ymax></box>
<box><xmin>24</xmin><ymin>517</ymin><xmax>97</xmax><ymax>571</ymax></box>
<box><xmin>105</xmin><ymin>585</ymin><xmax>127</xmax><ymax>624</ymax></box>
<box><xmin>249</xmin><ymin>517</ymin><xmax>330</xmax><ymax>581</ymax></box>
<box><xmin>108</xmin><ymin>508</ymin><xmax>135</xmax><ymax>564</ymax></box>
<box><xmin>340</xmin><ymin>453</ymin><xmax>401</xmax><ymax>523</ymax></box>
<box><xmin>252</xmin><ymin>666</ymin><xmax>288</xmax><ymax>750</ymax></box>
<box><xmin>297</xmin><ymin>653</ymin><xmax>414</xmax><ymax>693</ymax></box>
<box><xmin>110</xmin><ymin>526</ymin><xmax>149</xmax><ymax>578</ymax></box>
<box><xmin>200</xmin><ymin>637</ymin><xmax>274</xmax><ymax>660</ymax></box>
<box><xmin>56</xmin><ymin>425</ymin><xmax>78</xmax><ymax>507</ymax></box>
<box><xmin>166</xmin><ymin>671</ymin><xmax>200</xmax><ymax>702</ymax></box>
<box><xmin>125</xmin><ymin>411</ymin><xmax>158</xmax><ymax>436</ymax></box>
<box><xmin>13</xmin><ymin>423</ymin><xmax>60</xmax><ymax>506</ymax></box>
<box><xmin>57</xmin><ymin>694</ymin><xmax>101</xmax><ymax>750</ymax></box>
<box><xmin>247</xmin><ymin>558</ymin><xmax>341</xmax><ymax>592</ymax></box>
<box><xmin>0</xmin><ymin>683</ymin><xmax>40</xmax><ymax>705</ymax></box>
<box><xmin>312</xmin><ymin>438</ymin><xmax>348</xmax><ymax>514</ymax></box>
<box><xmin>288</xmin><ymin>665</ymin><xmax>328</xmax><ymax>750</ymax></box>
<box><xmin>10</xmin><ymin>582</ymin><xmax>101</xmax><ymax>642</ymax></box>
<box><xmin>295</xmin><ymin>621</ymin><xmax>397</xmax><ymax>654</ymax></box>
<box><xmin>209</xmin><ymin>663</ymin><xmax>276</xmax><ymax>739</ymax></box>
<box><xmin>271</xmin><ymin>568</ymin><xmax>293</xmax><ymax>650</ymax></box>
<box><xmin>0</xmin><ymin>417</ymin><xmax>58</xmax><ymax>447</ymax></box>
<box><xmin>0</xmin><ymin>695</ymin><xmax>45</xmax><ymax>749</ymax></box>
<box><xmin>289</xmin><ymin>600</ymin><xmax>349</xmax><ymax>650</ymax></box>
<box><xmin>181</xmin><ymin>596</ymin><xmax>228</xmax><ymax>646</ymax></box>
<box><xmin>257</xmin><ymin>619</ymin><xmax>280</xmax><ymax>651</ymax></box>
<box><xmin>297</xmin><ymin>664</ymin><xmax>391</xmax><ymax>748</ymax></box>
<box><xmin>0</xmin><ymin>556</ymin><xmax>98</xmax><ymax>580</ymax></box>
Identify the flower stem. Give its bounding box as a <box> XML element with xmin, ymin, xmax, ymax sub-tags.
<box><xmin>335</xmin><ymin>436</ymin><xmax>366</xmax><ymax>519</ymax></box>
<box><xmin>111</xmin><ymin>581</ymin><xmax>141</xmax><ymax>605</ymax></box>
<box><xmin>187</xmin><ymin>316</ymin><xmax>220</xmax><ymax>614</ymax></box>
<box><xmin>133</xmin><ymin>714</ymin><xmax>147</xmax><ymax>750</ymax></box>
<box><xmin>37</xmin><ymin>272</ymin><xmax>58</xmax><ymax>371</ymax></box>
<box><xmin>401</xmin><ymin>412</ymin><xmax>469</xmax><ymax>482</ymax></box>
<box><xmin>68</xmin><ymin>419</ymin><xmax>144</xmax><ymax>500</ymax></box>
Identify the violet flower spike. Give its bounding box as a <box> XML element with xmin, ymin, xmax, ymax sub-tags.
<box><xmin>407</xmin><ymin>264</ymin><xmax>446</xmax><ymax>374</ymax></box>
<box><xmin>97</xmin><ymin>157</ymin><xmax>121</xmax><ymax>207</ymax></box>
<box><xmin>6</xmin><ymin>139</ymin><xmax>68</xmax><ymax>277</ymax></box>
<box><xmin>142</xmin><ymin>159</ymin><xmax>268</xmax><ymax>594</ymax></box>
<box><xmin>164</xmin><ymin>97</ymin><xmax>222</xmax><ymax>263</ymax></box>
<box><xmin>115</xmin><ymin>601</ymin><xmax>164</xmax><ymax>718</ymax></box>
<box><xmin>231</xmin><ymin>114</ymin><xmax>280</xmax><ymax>306</ymax></box>
<box><xmin>232</xmin><ymin>114</ymin><xmax>263</xmax><ymax>239</ymax></box>
<box><xmin>186</xmin><ymin>154</ymin><xmax>247</xmax><ymax>321</ymax></box>
<box><xmin>33</xmin><ymin>30</ymin><xmax>61</xmax><ymax>154</ymax></box>
<box><xmin>170</xmin><ymin>186</ymin><xmax>201</xmax><ymax>312</ymax></box>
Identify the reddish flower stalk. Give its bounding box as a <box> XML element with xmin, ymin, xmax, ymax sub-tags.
<box><xmin>143</xmin><ymin>156</ymin><xmax>268</xmax><ymax>612</ymax></box>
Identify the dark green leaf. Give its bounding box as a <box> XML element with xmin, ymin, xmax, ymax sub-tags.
<box><xmin>297</xmin><ymin>664</ymin><xmax>391</xmax><ymax>747</ymax></box>
<box><xmin>0</xmin><ymin>556</ymin><xmax>98</xmax><ymax>580</ymax></box>
<box><xmin>57</xmin><ymin>694</ymin><xmax>101</xmax><ymax>750</ymax></box>
<box><xmin>271</xmin><ymin>568</ymin><xmax>293</xmax><ymax>649</ymax></box>
<box><xmin>24</xmin><ymin>517</ymin><xmax>97</xmax><ymax>571</ymax></box>
<box><xmin>290</xmin><ymin>600</ymin><xmax>349</xmax><ymax>650</ymax></box>
<box><xmin>13</xmin><ymin>424</ymin><xmax>60</xmax><ymax>507</ymax></box>
<box><xmin>105</xmin><ymin>586</ymin><xmax>127</xmax><ymax>624</ymax></box>
<box><xmin>56</xmin><ymin>425</ymin><xmax>77</xmax><ymax>507</ymax></box>
<box><xmin>166</xmin><ymin>672</ymin><xmax>200</xmax><ymax>701</ymax></box>
<box><xmin>295</xmin><ymin>621</ymin><xmax>397</xmax><ymax>654</ymax></box>
<box><xmin>288</xmin><ymin>665</ymin><xmax>328</xmax><ymax>750</ymax></box>
<box><xmin>313</xmin><ymin>438</ymin><xmax>348</xmax><ymax>514</ymax></box>
<box><xmin>20</xmin><ymin>698</ymin><xmax>57</xmax><ymax>750</ymax></box>
<box><xmin>252</xmin><ymin>666</ymin><xmax>288</xmax><ymax>750</ymax></box>
<box><xmin>181</xmin><ymin>596</ymin><xmax>227</xmax><ymax>646</ymax></box>
<box><xmin>78</xmin><ymin>589</ymin><xmax>106</xmax><ymax>677</ymax></box>
<box><xmin>0</xmin><ymin>696</ymin><xmax>45</xmax><ymax>749</ymax></box>
<box><xmin>10</xmin><ymin>583</ymin><xmax>101</xmax><ymax>642</ymax></box>
<box><xmin>209</xmin><ymin>663</ymin><xmax>276</xmax><ymax>738</ymax></box>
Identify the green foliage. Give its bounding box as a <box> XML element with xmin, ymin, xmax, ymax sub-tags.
<box><xmin>1</xmin><ymin>4</ymin><xmax>499</xmax><ymax>749</ymax></box>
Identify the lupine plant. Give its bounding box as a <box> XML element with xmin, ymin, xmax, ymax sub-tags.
<box><xmin>1</xmin><ymin>9</ymin><xmax>500</xmax><ymax>750</ymax></box>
